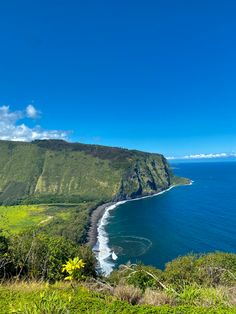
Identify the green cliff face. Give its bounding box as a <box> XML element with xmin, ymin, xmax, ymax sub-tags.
<box><xmin>0</xmin><ymin>139</ymin><xmax>188</xmax><ymax>205</ymax></box>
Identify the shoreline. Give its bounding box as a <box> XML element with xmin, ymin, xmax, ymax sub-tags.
<box><xmin>87</xmin><ymin>202</ymin><xmax>115</xmax><ymax>247</ymax></box>
<box><xmin>89</xmin><ymin>181</ymin><xmax>193</xmax><ymax>276</ymax></box>
<box><xmin>86</xmin><ymin>187</ymin><xmax>174</xmax><ymax>248</ymax></box>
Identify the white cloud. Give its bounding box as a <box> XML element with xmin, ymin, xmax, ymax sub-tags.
<box><xmin>0</xmin><ymin>105</ymin><xmax>70</xmax><ymax>142</ymax></box>
<box><xmin>26</xmin><ymin>104</ymin><xmax>40</xmax><ymax>119</ymax></box>
<box><xmin>166</xmin><ymin>153</ymin><xmax>236</xmax><ymax>160</ymax></box>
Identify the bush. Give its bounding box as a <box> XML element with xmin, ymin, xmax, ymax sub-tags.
<box><xmin>3</xmin><ymin>230</ymin><xmax>96</xmax><ymax>281</ymax></box>
<box><xmin>0</xmin><ymin>230</ymin><xmax>8</xmax><ymax>254</ymax></box>
<box><xmin>0</xmin><ymin>230</ymin><xmax>11</xmax><ymax>279</ymax></box>
<box><xmin>7</xmin><ymin>231</ymin><xmax>80</xmax><ymax>281</ymax></box>
<box><xmin>109</xmin><ymin>264</ymin><xmax>164</xmax><ymax>291</ymax></box>
<box><xmin>77</xmin><ymin>245</ymin><xmax>97</xmax><ymax>278</ymax></box>
<box><xmin>164</xmin><ymin>253</ymin><xmax>236</xmax><ymax>288</ymax></box>
<box><xmin>196</xmin><ymin>253</ymin><xmax>236</xmax><ymax>286</ymax></box>
<box><xmin>177</xmin><ymin>285</ymin><xmax>229</xmax><ymax>307</ymax></box>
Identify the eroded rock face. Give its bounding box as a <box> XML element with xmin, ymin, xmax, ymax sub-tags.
<box><xmin>115</xmin><ymin>155</ymin><xmax>173</xmax><ymax>201</ymax></box>
<box><xmin>0</xmin><ymin>139</ymin><xmax>188</xmax><ymax>205</ymax></box>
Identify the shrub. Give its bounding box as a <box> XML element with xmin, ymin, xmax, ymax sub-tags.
<box><xmin>109</xmin><ymin>264</ymin><xmax>164</xmax><ymax>291</ymax></box>
<box><xmin>0</xmin><ymin>230</ymin><xmax>12</xmax><ymax>279</ymax></box>
<box><xmin>164</xmin><ymin>252</ymin><xmax>236</xmax><ymax>288</ymax></box>
<box><xmin>126</xmin><ymin>266</ymin><xmax>158</xmax><ymax>291</ymax></box>
<box><xmin>196</xmin><ymin>252</ymin><xmax>236</xmax><ymax>286</ymax></box>
<box><xmin>164</xmin><ymin>254</ymin><xmax>199</xmax><ymax>288</ymax></box>
<box><xmin>0</xmin><ymin>230</ymin><xmax>8</xmax><ymax>254</ymax></box>
<box><xmin>177</xmin><ymin>285</ymin><xmax>230</xmax><ymax>307</ymax></box>
<box><xmin>77</xmin><ymin>245</ymin><xmax>97</xmax><ymax>278</ymax></box>
<box><xmin>6</xmin><ymin>230</ymin><xmax>82</xmax><ymax>281</ymax></box>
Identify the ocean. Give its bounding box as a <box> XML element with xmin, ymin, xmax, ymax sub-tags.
<box><xmin>95</xmin><ymin>162</ymin><xmax>236</xmax><ymax>275</ymax></box>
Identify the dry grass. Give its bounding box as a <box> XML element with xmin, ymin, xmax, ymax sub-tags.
<box><xmin>140</xmin><ymin>288</ymin><xmax>175</xmax><ymax>306</ymax></box>
<box><xmin>226</xmin><ymin>286</ymin><xmax>236</xmax><ymax>307</ymax></box>
<box><xmin>81</xmin><ymin>278</ymin><xmax>113</xmax><ymax>295</ymax></box>
<box><xmin>0</xmin><ymin>280</ymin><xmax>71</xmax><ymax>292</ymax></box>
<box><xmin>113</xmin><ymin>284</ymin><xmax>142</xmax><ymax>305</ymax></box>
<box><xmin>2</xmin><ymin>281</ymin><xmax>47</xmax><ymax>292</ymax></box>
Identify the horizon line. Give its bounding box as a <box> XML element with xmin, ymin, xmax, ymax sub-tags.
<box><xmin>166</xmin><ymin>153</ymin><xmax>236</xmax><ymax>160</ymax></box>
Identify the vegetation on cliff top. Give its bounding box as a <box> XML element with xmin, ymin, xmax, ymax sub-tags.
<box><xmin>0</xmin><ymin>139</ymin><xmax>188</xmax><ymax>205</ymax></box>
<box><xmin>0</xmin><ymin>227</ymin><xmax>235</xmax><ymax>313</ymax></box>
<box><xmin>0</xmin><ymin>139</ymin><xmax>189</xmax><ymax>245</ymax></box>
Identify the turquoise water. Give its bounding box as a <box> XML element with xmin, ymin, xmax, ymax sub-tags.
<box><xmin>105</xmin><ymin>162</ymin><xmax>236</xmax><ymax>270</ymax></box>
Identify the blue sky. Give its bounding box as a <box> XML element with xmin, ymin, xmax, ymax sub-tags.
<box><xmin>0</xmin><ymin>0</ymin><xmax>235</xmax><ymax>158</ymax></box>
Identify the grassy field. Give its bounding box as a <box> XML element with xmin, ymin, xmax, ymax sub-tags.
<box><xmin>0</xmin><ymin>282</ymin><xmax>235</xmax><ymax>314</ymax></box>
<box><xmin>0</xmin><ymin>204</ymin><xmax>78</xmax><ymax>234</ymax></box>
<box><xmin>0</xmin><ymin>205</ymin><xmax>50</xmax><ymax>233</ymax></box>
<box><xmin>0</xmin><ymin>202</ymin><xmax>96</xmax><ymax>243</ymax></box>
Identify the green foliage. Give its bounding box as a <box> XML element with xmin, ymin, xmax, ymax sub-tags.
<box><xmin>0</xmin><ymin>139</ymin><xmax>178</xmax><ymax>205</ymax></box>
<box><xmin>0</xmin><ymin>139</ymin><xmax>181</xmax><ymax>252</ymax></box>
<box><xmin>11</xmin><ymin>291</ymin><xmax>70</xmax><ymax>314</ymax></box>
<box><xmin>196</xmin><ymin>252</ymin><xmax>236</xmax><ymax>286</ymax></box>
<box><xmin>177</xmin><ymin>285</ymin><xmax>229</xmax><ymax>307</ymax></box>
<box><xmin>109</xmin><ymin>264</ymin><xmax>164</xmax><ymax>291</ymax></box>
<box><xmin>76</xmin><ymin>245</ymin><xmax>97</xmax><ymax>278</ymax></box>
<box><xmin>42</xmin><ymin>204</ymin><xmax>92</xmax><ymax>243</ymax></box>
<box><xmin>0</xmin><ymin>283</ymin><xmax>235</xmax><ymax>314</ymax></box>
<box><xmin>109</xmin><ymin>253</ymin><xmax>236</xmax><ymax>293</ymax></box>
<box><xmin>126</xmin><ymin>265</ymin><xmax>162</xmax><ymax>291</ymax></box>
<box><xmin>0</xmin><ymin>230</ymin><xmax>8</xmax><ymax>253</ymax></box>
<box><xmin>6</xmin><ymin>231</ymin><xmax>82</xmax><ymax>281</ymax></box>
<box><xmin>0</xmin><ymin>249</ymin><xmax>235</xmax><ymax>312</ymax></box>
<box><xmin>0</xmin><ymin>229</ymin><xmax>97</xmax><ymax>281</ymax></box>
<box><xmin>0</xmin><ymin>230</ymin><xmax>10</xmax><ymax>278</ymax></box>
<box><xmin>164</xmin><ymin>253</ymin><xmax>236</xmax><ymax>288</ymax></box>
<box><xmin>0</xmin><ymin>203</ymin><xmax>97</xmax><ymax>245</ymax></box>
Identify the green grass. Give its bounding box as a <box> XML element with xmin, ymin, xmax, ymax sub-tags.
<box><xmin>0</xmin><ymin>202</ymin><xmax>96</xmax><ymax>243</ymax></box>
<box><xmin>0</xmin><ymin>204</ymin><xmax>82</xmax><ymax>235</ymax></box>
<box><xmin>0</xmin><ymin>282</ymin><xmax>235</xmax><ymax>314</ymax></box>
<box><xmin>0</xmin><ymin>205</ymin><xmax>48</xmax><ymax>233</ymax></box>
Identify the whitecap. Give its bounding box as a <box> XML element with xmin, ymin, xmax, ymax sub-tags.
<box><xmin>93</xmin><ymin>182</ymin><xmax>193</xmax><ymax>276</ymax></box>
<box><xmin>93</xmin><ymin>201</ymin><xmax>126</xmax><ymax>276</ymax></box>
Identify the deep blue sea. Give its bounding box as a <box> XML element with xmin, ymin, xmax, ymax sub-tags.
<box><xmin>104</xmin><ymin>162</ymin><xmax>236</xmax><ymax>271</ymax></box>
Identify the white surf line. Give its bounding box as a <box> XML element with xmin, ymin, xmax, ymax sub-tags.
<box><xmin>94</xmin><ymin>181</ymin><xmax>193</xmax><ymax>276</ymax></box>
<box><xmin>94</xmin><ymin>201</ymin><xmax>126</xmax><ymax>276</ymax></box>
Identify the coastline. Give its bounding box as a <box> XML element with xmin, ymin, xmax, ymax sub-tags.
<box><xmin>89</xmin><ymin>181</ymin><xmax>193</xmax><ymax>276</ymax></box>
<box><xmin>87</xmin><ymin>202</ymin><xmax>115</xmax><ymax>247</ymax></box>
<box><xmin>86</xmin><ymin>186</ymin><xmax>176</xmax><ymax>248</ymax></box>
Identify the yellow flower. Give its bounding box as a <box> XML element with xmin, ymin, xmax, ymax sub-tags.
<box><xmin>62</xmin><ymin>257</ymin><xmax>85</xmax><ymax>281</ymax></box>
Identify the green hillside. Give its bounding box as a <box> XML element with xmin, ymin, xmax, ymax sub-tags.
<box><xmin>0</xmin><ymin>140</ymin><xmax>234</xmax><ymax>313</ymax></box>
<box><xmin>0</xmin><ymin>139</ymin><xmax>188</xmax><ymax>205</ymax></box>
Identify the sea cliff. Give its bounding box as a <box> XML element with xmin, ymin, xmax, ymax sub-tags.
<box><xmin>0</xmin><ymin>139</ymin><xmax>189</xmax><ymax>205</ymax></box>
